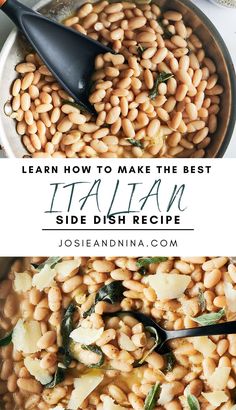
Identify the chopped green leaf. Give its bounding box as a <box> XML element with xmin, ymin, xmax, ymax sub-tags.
<box><xmin>45</xmin><ymin>365</ymin><xmax>66</xmax><ymax>388</ymax></box>
<box><xmin>187</xmin><ymin>393</ymin><xmax>200</xmax><ymax>410</ymax></box>
<box><xmin>81</xmin><ymin>345</ymin><xmax>105</xmax><ymax>368</ymax></box>
<box><xmin>0</xmin><ymin>331</ymin><xmax>12</xmax><ymax>346</ymax></box>
<box><xmin>61</xmin><ymin>303</ymin><xmax>77</xmax><ymax>366</ymax></box>
<box><xmin>83</xmin><ymin>281</ymin><xmax>125</xmax><ymax>318</ymax></box>
<box><xmin>127</xmin><ymin>139</ymin><xmax>143</xmax><ymax>148</ymax></box>
<box><xmin>198</xmin><ymin>289</ymin><xmax>206</xmax><ymax>312</ymax></box>
<box><xmin>192</xmin><ymin>308</ymin><xmax>225</xmax><ymax>326</ymax></box>
<box><xmin>149</xmin><ymin>72</ymin><xmax>174</xmax><ymax>99</ymax></box>
<box><xmin>144</xmin><ymin>382</ymin><xmax>161</xmax><ymax>410</ymax></box>
<box><xmin>157</xmin><ymin>19</ymin><xmax>173</xmax><ymax>39</ymax></box>
<box><xmin>36</xmin><ymin>257</ymin><xmax>61</xmax><ymax>270</ymax></box>
<box><xmin>135</xmin><ymin>326</ymin><xmax>159</xmax><ymax>367</ymax></box>
<box><xmin>136</xmin><ymin>257</ymin><xmax>168</xmax><ymax>268</ymax></box>
<box><xmin>137</xmin><ymin>44</ymin><xmax>146</xmax><ymax>57</ymax></box>
<box><xmin>164</xmin><ymin>351</ymin><xmax>176</xmax><ymax>372</ymax></box>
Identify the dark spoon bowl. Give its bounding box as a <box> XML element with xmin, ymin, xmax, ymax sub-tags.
<box><xmin>0</xmin><ymin>0</ymin><xmax>235</xmax><ymax>157</ymax></box>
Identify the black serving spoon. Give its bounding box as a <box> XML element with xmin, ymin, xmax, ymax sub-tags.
<box><xmin>0</xmin><ymin>0</ymin><xmax>112</xmax><ymax>113</ymax></box>
<box><xmin>111</xmin><ymin>311</ymin><xmax>236</xmax><ymax>353</ymax></box>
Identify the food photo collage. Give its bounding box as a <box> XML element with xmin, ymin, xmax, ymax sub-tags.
<box><xmin>0</xmin><ymin>0</ymin><xmax>236</xmax><ymax>409</ymax></box>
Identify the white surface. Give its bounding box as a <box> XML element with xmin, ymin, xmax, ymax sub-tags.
<box><xmin>0</xmin><ymin>159</ymin><xmax>236</xmax><ymax>256</ymax></box>
<box><xmin>0</xmin><ymin>0</ymin><xmax>236</xmax><ymax>157</ymax></box>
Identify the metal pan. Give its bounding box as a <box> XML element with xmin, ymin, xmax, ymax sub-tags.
<box><xmin>0</xmin><ymin>0</ymin><xmax>235</xmax><ymax>157</ymax></box>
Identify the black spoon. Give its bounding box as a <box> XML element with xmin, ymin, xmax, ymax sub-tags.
<box><xmin>111</xmin><ymin>311</ymin><xmax>236</xmax><ymax>353</ymax></box>
<box><xmin>0</xmin><ymin>0</ymin><xmax>112</xmax><ymax>113</ymax></box>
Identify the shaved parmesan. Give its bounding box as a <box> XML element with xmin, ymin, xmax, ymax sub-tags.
<box><xmin>224</xmin><ymin>282</ymin><xmax>236</xmax><ymax>312</ymax></box>
<box><xmin>24</xmin><ymin>357</ymin><xmax>52</xmax><ymax>385</ymax></box>
<box><xmin>70</xmin><ymin>327</ymin><xmax>104</xmax><ymax>345</ymax></box>
<box><xmin>68</xmin><ymin>370</ymin><xmax>103</xmax><ymax>410</ymax></box>
<box><xmin>147</xmin><ymin>273</ymin><xmax>191</xmax><ymax>300</ymax></box>
<box><xmin>55</xmin><ymin>259</ymin><xmax>80</xmax><ymax>279</ymax></box>
<box><xmin>192</xmin><ymin>336</ymin><xmax>216</xmax><ymax>357</ymax></box>
<box><xmin>102</xmin><ymin>396</ymin><xmax>127</xmax><ymax>410</ymax></box>
<box><xmin>202</xmin><ymin>391</ymin><xmax>228</xmax><ymax>407</ymax></box>
<box><xmin>32</xmin><ymin>264</ymin><xmax>56</xmax><ymax>291</ymax></box>
<box><xmin>14</xmin><ymin>272</ymin><xmax>32</xmax><ymax>293</ymax></box>
<box><xmin>12</xmin><ymin>319</ymin><xmax>42</xmax><ymax>354</ymax></box>
<box><xmin>208</xmin><ymin>367</ymin><xmax>231</xmax><ymax>390</ymax></box>
<box><xmin>51</xmin><ymin>407</ymin><xmax>65</xmax><ymax>410</ymax></box>
<box><xmin>158</xmin><ymin>383</ymin><xmax>175</xmax><ymax>405</ymax></box>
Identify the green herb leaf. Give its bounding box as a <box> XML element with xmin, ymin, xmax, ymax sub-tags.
<box><xmin>137</xmin><ymin>44</ymin><xmax>146</xmax><ymax>57</ymax></box>
<box><xmin>164</xmin><ymin>351</ymin><xmax>176</xmax><ymax>372</ymax></box>
<box><xmin>127</xmin><ymin>139</ymin><xmax>143</xmax><ymax>148</ymax></box>
<box><xmin>198</xmin><ymin>289</ymin><xmax>206</xmax><ymax>312</ymax></box>
<box><xmin>157</xmin><ymin>19</ymin><xmax>173</xmax><ymax>39</ymax></box>
<box><xmin>81</xmin><ymin>345</ymin><xmax>105</xmax><ymax>368</ymax></box>
<box><xmin>61</xmin><ymin>303</ymin><xmax>77</xmax><ymax>366</ymax></box>
<box><xmin>136</xmin><ymin>257</ymin><xmax>168</xmax><ymax>268</ymax></box>
<box><xmin>192</xmin><ymin>308</ymin><xmax>225</xmax><ymax>326</ymax></box>
<box><xmin>149</xmin><ymin>72</ymin><xmax>174</xmax><ymax>99</ymax></box>
<box><xmin>45</xmin><ymin>365</ymin><xmax>66</xmax><ymax>388</ymax></box>
<box><xmin>144</xmin><ymin>382</ymin><xmax>161</xmax><ymax>410</ymax></box>
<box><xmin>83</xmin><ymin>281</ymin><xmax>125</xmax><ymax>318</ymax></box>
<box><xmin>62</xmin><ymin>99</ymin><xmax>87</xmax><ymax>112</ymax></box>
<box><xmin>0</xmin><ymin>331</ymin><xmax>12</xmax><ymax>346</ymax></box>
<box><xmin>135</xmin><ymin>326</ymin><xmax>159</xmax><ymax>366</ymax></box>
<box><xmin>36</xmin><ymin>257</ymin><xmax>61</xmax><ymax>270</ymax></box>
<box><xmin>187</xmin><ymin>393</ymin><xmax>200</xmax><ymax>410</ymax></box>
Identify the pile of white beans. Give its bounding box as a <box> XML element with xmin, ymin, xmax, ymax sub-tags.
<box><xmin>0</xmin><ymin>256</ymin><xmax>236</xmax><ymax>410</ymax></box>
<box><xmin>9</xmin><ymin>1</ymin><xmax>223</xmax><ymax>158</ymax></box>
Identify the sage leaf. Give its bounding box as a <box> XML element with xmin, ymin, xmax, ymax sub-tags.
<box><xmin>36</xmin><ymin>257</ymin><xmax>61</xmax><ymax>270</ymax></box>
<box><xmin>192</xmin><ymin>308</ymin><xmax>225</xmax><ymax>326</ymax></box>
<box><xmin>164</xmin><ymin>351</ymin><xmax>176</xmax><ymax>372</ymax></box>
<box><xmin>187</xmin><ymin>393</ymin><xmax>200</xmax><ymax>410</ymax></box>
<box><xmin>0</xmin><ymin>331</ymin><xmax>12</xmax><ymax>346</ymax></box>
<box><xmin>136</xmin><ymin>257</ymin><xmax>168</xmax><ymax>268</ymax></box>
<box><xmin>144</xmin><ymin>382</ymin><xmax>161</xmax><ymax>410</ymax></box>
<box><xmin>157</xmin><ymin>19</ymin><xmax>173</xmax><ymax>39</ymax></box>
<box><xmin>198</xmin><ymin>289</ymin><xmax>206</xmax><ymax>312</ymax></box>
<box><xmin>127</xmin><ymin>138</ymin><xmax>143</xmax><ymax>148</ymax></box>
<box><xmin>137</xmin><ymin>44</ymin><xmax>146</xmax><ymax>57</ymax></box>
<box><xmin>83</xmin><ymin>281</ymin><xmax>125</xmax><ymax>318</ymax></box>
<box><xmin>61</xmin><ymin>303</ymin><xmax>77</xmax><ymax>366</ymax></box>
<box><xmin>149</xmin><ymin>72</ymin><xmax>174</xmax><ymax>99</ymax></box>
<box><xmin>45</xmin><ymin>365</ymin><xmax>66</xmax><ymax>388</ymax></box>
<box><xmin>81</xmin><ymin>345</ymin><xmax>105</xmax><ymax>368</ymax></box>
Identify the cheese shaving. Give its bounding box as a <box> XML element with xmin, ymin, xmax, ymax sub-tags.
<box><xmin>24</xmin><ymin>357</ymin><xmax>52</xmax><ymax>385</ymax></box>
<box><xmin>147</xmin><ymin>273</ymin><xmax>191</xmax><ymax>300</ymax></box>
<box><xmin>12</xmin><ymin>319</ymin><xmax>42</xmax><ymax>354</ymax></box>
<box><xmin>70</xmin><ymin>327</ymin><xmax>104</xmax><ymax>345</ymax></box>
<box><xmin>68</xmin><ymin>370</ymin><xmax>104</xmax><ymax>410</ymax></box>
<box><xmin>202</xmin><ymin>391</ymin><xmax>228</xmax><ymax>407</ymax></box>
<box><xmin>32</xmin><ymin>264</ymin><xmax>56</xmax><ymax>291</ymax></box>
<box><xmin>14</xmin><ymin>272</ymin><xmax>32</xmax><ymax>293</ymax></box>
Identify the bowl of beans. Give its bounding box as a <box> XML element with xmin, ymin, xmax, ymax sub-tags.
<box><xmin>1</xmin><ymin>256</ymin><xmax>236</xmax><ymax>409</ymax></box>
<box><xmin>0</xmin><ymin>0</ymin><xmax>235</xmax><ymax>158</ymax></box>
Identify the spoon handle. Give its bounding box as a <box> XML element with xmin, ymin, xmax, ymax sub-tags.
<box><xmin>165</xmin><ymin>320</ymin><xmax>236</xmax><ymax>341</ymax></box>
